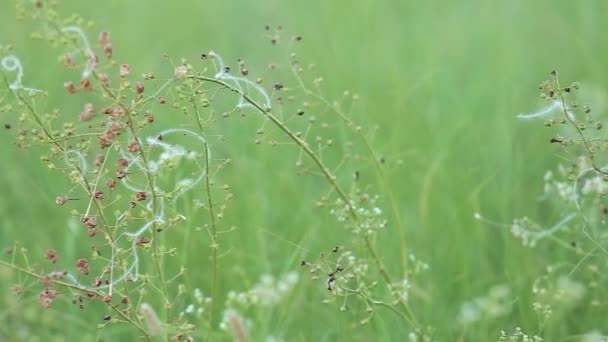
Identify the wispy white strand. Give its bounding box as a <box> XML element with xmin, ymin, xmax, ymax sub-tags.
<box><xmin>535</xmin><ymin>212</ymin><xmax>577</xmax><ymax>239</ymax></box>
<box><xmin>1</xmin><ymin>55</ymin><xmax>42</xmax><ymax>94</ymax></box>
<box><xmin>121</xmin><ymin>128</ymin><xmax>209</xmax><ymax>201</ymax></box>
<box><xmin>60</xmin><ymin>26</ymin><xmax>97</xmax><ymax>79</ymax></box>
<box><xmin>516</xmin><ymin>100</ymin><xmax>575</xmax><ymax>121</ymax></box>
<box><xmin>209</xmin><ymin>51</ymin><xmax>272</xmax><ymax>110</ymax></box>
<box><xmin>50</xmin><ymin>128</ymin><xmax>209</xmax><ymax>291</ymax></box>
<box><xmin>64</xmin><ymin>150</ymin><xmax>88</xmax><ymax>180</ymax></box>
<box><xmin>475</xmin><ymin>211</ymin><xmax>577</xmax><ymax>242</ymax></box>
<box><xmin>572</xmin><ymin>167</ymin><xmax>596</xmax><ymax>211</ymax></box>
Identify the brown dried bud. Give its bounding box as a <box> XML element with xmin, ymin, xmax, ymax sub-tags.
<box><xmin>81</xmin><ymin>78</ymin><xmax>93</xmax><ymax>91</ymax></box>
<box><xmin>128</xmin><ymin>141</ymin><xmax>140</xmax><ymax>153</ymax></box>
<box><xmin>94</xmin><ymin>154</ymin><xmax>105</xmax><ymax>166</ymax></box>
<box><xmin>93</xmin><ymin>277</ymin><xmax>102</xmax><ymax>287</ymax></box>
<box><xmin>102</xmin><ymin>294</ymin><xmax>112</xmax><ymax>303</ymax></box>
<box><xmin>64</xmin><ymin>81</ymin><xmax>77</xmax><ymax>94</ymax></box>
<box><xmin>107</xmin><ymin>179</ymin><xmax>117</xmax><ymax>189</ymax></box>
<box><xmin>115</xmin><ymin>170</ymin><xmax>127</xmax><ymax>179</ymax></box>
<box><xmin>98</xmin><ymin>31</ymin><xmax>110</xmax><ymax>45</ymax></box>
<box><xmin>136</xmin><ymin>236</ymin><xmax>150</xmax><ymax>247</ymax></box>
<box><xmin>93</xmin><ymin>191</ymin><xmax>104</xmax><ymax>200</ymax></box>
<box><xmin>64</xmin><ymin>53</ymin><xmax>75</xmax><ymax>67</ymax></box>
<box><xmin>120</xmin><ymin>64</ymin><xmax>131</xmax><ymax>77</ymax></box>
<box><xmin>45</xmin><ymin>249</ymin><xmax>58</xmax><ymax>263</ymax></box>
<box><xmin>99</xmin><ymin>73</ymin><xmax>111</xmax><ymax>86</ymax></box>
<box><xmin>39</xmin><ymin>288</ymin><xmax>57</xmax><ymax>308</ymax></box>
<box><xmin>75</xmin><ymin>258</ymin><xmax>90</xmax><ymax>275</ymax></box>
<box><xmin>136</xmin><ymin>192</ymin><xmax>147</xmax><ymax>201</ymax></box>
<box><xmin>55</xmin><ymin>196</ymin><xmax>68</xmax><ymax>206</ymax></box>
<box><xmin>81</xmin><ymin>216</ymin><xmax>97</xmax><ymax>228</ymax></box>
<box><xmin>135</xmin><ymin>82</ymin><xmax>144</xmax><ymax>94</ymax></box>
<box><xmin>104</xmin><ymin>43</ymin><xmax>113</xmax><ymax>59</ymax></box>
<box><xmin>41</xmin><ymin>275</ymin><xmax>53</xmax><ymax>287</ymax></box>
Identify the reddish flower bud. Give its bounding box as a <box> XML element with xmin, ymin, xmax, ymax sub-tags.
<box><xmin>128</xmin><ymin>141</ymin><xmax>140</xmax><ymax>153</ymax></box>
<box><xmin>64</xmin><ymin>53</ymin><xmax>75</xmax><ymax>67</ymax></box>
<box><xmin>64</xmin><ymin>81</ymin><xmax>77</xmax><ymax>94</ymax></box>
<box><xmin>136</xmin><ymin>192</ymin><xmax>147</xmax><ymax>201</ymax></box>
<box><xmin>104</xmin><ymin>43</ymin><xmax>113</xmax><ymax>59</ymax></box>
<box><xmin>93</xmin><ymin>191</ymin><xmax>104</xmax><ymax>200</ymax></box>
<box><xmin>75</xmin><ymin>258</ymin><xmax>90</xmax><ymax>275</ymax></box>
<box><xmin>94</xmin><ymin>154</ymin><xmax>105</xmax><ymax>166</ymax></box>
<box><xmin>81</xmin><ymin>78</ymin><xmax>93</xmax><ymax>91</ymax></box>
<box><xmin>81</xmin><ymin>216</ymin><xmax>97</xmax><ymax>228</ymax></box>
<box><xmin>45</xmin><ymin>249</ymin><xmax>58</xmax><ymax>263</ymax></box>
<box><xmin>115</xmin><ymin>170</ymin><xmax>127</xmax><ymax>179</ymax></box>
<box><xmin>39</xmin><ymin>288</ymin><xmax>57</xmax><ymax>308</ymax></box>
<box><xmin>107</xmin><ymin>179</ymin><xmax>117</xmax><ymax>189</ymax></box>
<box><xmin>135</xmin><ymin>82</ymin><xmax>144</xmax><ymax>94</ymax></box>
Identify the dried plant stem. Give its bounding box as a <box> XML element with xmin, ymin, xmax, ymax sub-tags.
<box><xmin>5</xmin><ymin>83</ymin><xmax>132</xmax><ymax>299</ymax></box>
<box><xmin>94</xmin><ymin>74</ymin><xmax>171</xmax><ymax>335</ymax></box>
<box><xmin>189</xmin><ymin>75</ymin><xmax>420</xmax><ymax>329</ymax></box>
<box><xmin>554</xmin><ymin>76</ymin><xmax>607</xmax><ymax>175</ymax></box>
<box><xmin>0</xmin><ymin>259</ymin><xmax>151</xmax><ymax>340</ymax></box>
<box><xmin>291</xmin><ymin>69</ymin><xmax>410</xmax><ymax>275</ymax></box>
<box><xmin>204</xmin><ymin>141</ymin><xmax>220</xmax><ymax>332</ymax></box>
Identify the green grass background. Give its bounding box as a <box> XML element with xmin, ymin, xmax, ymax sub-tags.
<box><xmin>1</xmin><ymin>0</ymin><xmax>608</xmax><ymax>341</ymax></box>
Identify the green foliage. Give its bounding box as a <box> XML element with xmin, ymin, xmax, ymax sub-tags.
<box><xmin>1</xmin><ymin>0</ymin><xmax>608</xmax><ymax>341</ymax></box>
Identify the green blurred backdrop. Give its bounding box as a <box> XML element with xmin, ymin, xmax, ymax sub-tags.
<box><xmin>1</xmin><ymin>0</ymin><xmax>608</xmax><ymax>340</ymax></box>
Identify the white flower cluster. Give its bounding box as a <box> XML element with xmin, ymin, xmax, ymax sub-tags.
<box><xmin>388</xmin><ymin>278</ymin><xmax>411</xmax><ymax>303</ymax></box>
<box><xmin>512</xmin><ymin>213</ymin><xmax>576</xmax><ymax>248</ymax></box>
<box><xmin>226</xmin><ymin>272</ymin><xmax>299</xmax><ymax>308</ymax></box>
<box><xmin>497</xmin><ymin>327</ymin><xmax>543</xmax><ymax>342</ymax></box>
<box><xmin>543</xmin><ymin>157</ymin><xmax>608</xmax><ymax>208</ymax></box>
<box><xmin>532</xmin><ymin>301</ymin><xmax>552</xmax><ymax>320</ymax></box>
<box><xmin>554</xmin><ymin>276</ymin><xmax>586</xmax><ymax>302</ymax></box>
<box><xmin>329</xmin><ymin>194</ymin><xmax>387</xmax><ymax>235</ymax></box>
<box><xmin>337</xmin><ymin>250</ymin><xmax>369</xmax><ymax>279</ymax></box>
<box><xmin>184</xmin><ymin>288</ymin><xmax>212</xmax><ymax>316</ymax></box>
<box><xmin>581</xmin><ymin>331</ymin><xmax>608</xmax><ymax>342</ymax></box>
<box><xmin>409</xmin><ymin>253</ymin><xmax>430</xmax><ymax>274</ymax></box>
<box><xmin>457</xmin><ymin>284</ymin><xmax>512</xmax><ymax>325</ymax></box>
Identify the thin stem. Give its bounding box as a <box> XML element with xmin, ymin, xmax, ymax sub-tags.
<box><xmin>291</xmin><ymin>68</ymin><xmax>410</xmax><ymax>274</ymax></box>
<box><xmin>0</xmin><ymin>259</ymin><xmax>151</xmax><ymax>340</ymax></box>
<box><xmin>554</xmin><ymin>76</ymin><xmax>606</xmax><ymax>175</ymax></box>
<box><xmin>93</xmin><ymin>74</ymin><xmax>171</xmax><ymax>333</ymax></box>
<box><xmin>187</xmin><ymin>74</ymin><xmax>420</xmax><ymax>328</ymax></box>
<box><xmin>203</xmin><ymin>142</ymin><xmax>219</xmax><ymax>331</ymax></box>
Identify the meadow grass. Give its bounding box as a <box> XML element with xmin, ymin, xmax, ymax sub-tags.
<box><xmin>1</xmin><ymin>0</ymin><xmax>608</xmax><ymax>341</ymax></box>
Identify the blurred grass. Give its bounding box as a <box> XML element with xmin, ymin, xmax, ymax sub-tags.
<box><xmin>2</xmin><ymin>0</ymin><xmax>608</xmax><ymax>340</ymax></box>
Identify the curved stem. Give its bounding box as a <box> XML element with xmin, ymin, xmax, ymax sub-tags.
<box><xmin>188</xmin><ymin>74</ymin><xmax>420</xmax><ymax>328</ymax></box>
<box><xmin>0</xmin><ymin>259</ymin><xmax>151</xmax><ymax>340</ymax></box>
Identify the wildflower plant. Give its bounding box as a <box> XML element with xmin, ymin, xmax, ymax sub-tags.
<box><xmin>474</xmin><ymin>70</ymin><xmax>608</xmax><ymax>339</ymax></box>
<box><xmin>0</xmin><ymin>0</ymin><xmax>429</xmax><ymax>340</ymax></box>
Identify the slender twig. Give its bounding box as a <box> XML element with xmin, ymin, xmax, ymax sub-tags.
<box><xmin>187</xmin><ymin>74</ymin><xmax>420</xmax><ymax>328</ymax></box>
<box><xmin>0</xmin><ymin>259</ymin><xmax>151</xmax><ymax>341</ymax></box>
